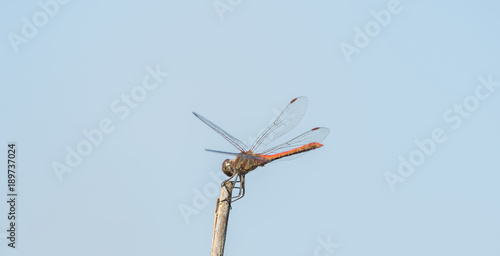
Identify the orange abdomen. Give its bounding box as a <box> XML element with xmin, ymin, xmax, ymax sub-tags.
<box><xmin>262</xmin><ymin>142</ymin><xmax>323</xmax><ymax>162</ymax></box>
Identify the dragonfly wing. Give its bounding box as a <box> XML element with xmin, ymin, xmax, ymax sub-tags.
<box><xmin>193</xmin><ymin>112</ymin><xmax>248</xmax><ymax>152</ymax></box>
<box><xmin>250</xmin><ymin>97</ymin><xmax>308</xmax><ymax>153</ymax></box>
<box><xmin>260</xmin><ymin>127</ymin><xmax>330</xmax><ymax>157</ymax></box>
<box><xmin>205</xmin><ymin>149</ymin><xmax>240</xmax><ymax>156</ymax></box>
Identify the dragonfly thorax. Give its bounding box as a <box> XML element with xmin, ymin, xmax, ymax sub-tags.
<box><xmin>222</xmin><ymin>153</ymin><xmax>270</xmax><ymax>177</ymax></box>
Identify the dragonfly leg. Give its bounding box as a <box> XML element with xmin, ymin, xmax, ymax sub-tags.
<box><xmin>233</xmin><ymin>174</ymin><xmax>243</xmax><ymax>189</ymax></box>
<box><xmin>220</xmin><ymin>173</ymin><xmax>240</xmax><ymax>204</ymax></box>
<box><xmin>220</xmin><ymin>174</ymin><xmax>246</xmax><ymax>203</ymax></box>
<box><xmin>227</xmin><ymin>174</ymin><xmax>242</xmax><ymax>202</ymax></box>
<box><xmin>233</xmin><ymin>174</ymin><xmax>243</xmax><ymax>197</ymax></box>
<box><xmin>229</xmin><ymin>175</ymin><xmax>246</xmax><ymax>203</ymax></box>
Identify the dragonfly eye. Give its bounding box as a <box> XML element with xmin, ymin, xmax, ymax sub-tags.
<box><xmin>222</xmin><ymin>159</ymin><xmax>234</xmax><ymax>177</ymax></box>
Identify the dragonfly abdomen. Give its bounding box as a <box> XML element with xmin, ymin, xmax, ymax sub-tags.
<box><xmin>263</xmin><ymin>142</ymin><xmax>323</xmax><ymax>162</ymax></box>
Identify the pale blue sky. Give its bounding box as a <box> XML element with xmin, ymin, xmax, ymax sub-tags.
<box><xmin>1</xmin><ymin>1</ymin><xmax>500</xmax><ymax>255</ymax></box>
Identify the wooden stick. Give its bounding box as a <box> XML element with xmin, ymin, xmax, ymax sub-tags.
<box><xmin>210</xmin><ymin>181</ymin><xmax>234</xmax><ymax>256</ymax></box>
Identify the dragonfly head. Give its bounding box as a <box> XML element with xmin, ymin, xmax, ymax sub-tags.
<box><xmin>222</xmin><ymin>159</ymin><xmax>234</xmax><ymax>176</ymax></box>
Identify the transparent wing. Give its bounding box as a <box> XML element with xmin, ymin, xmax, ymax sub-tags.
<box><xmin>260</xmin><ymin>127</ymin><xmax>330</xmax><ymax>156</ymax></box>
<box><xmin>205</xmin><ymin>149</ymin><xmax>240</xmax><ymax>156</ymax></box>
<box><xmin>193</xmin><ymin>112</ymin><xmax>249</xmax><ymax>152</ymax></box>
<box><xmin>250</xmin><ymin>97</ymin><xmax>308</xmax><ymax>153</ymax></box>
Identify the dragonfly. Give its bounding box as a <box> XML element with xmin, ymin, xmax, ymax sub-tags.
<box><xmin>193</xmin><ymin>97</ymin><xmax>329</xmax><ymax>203</ymax></box>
